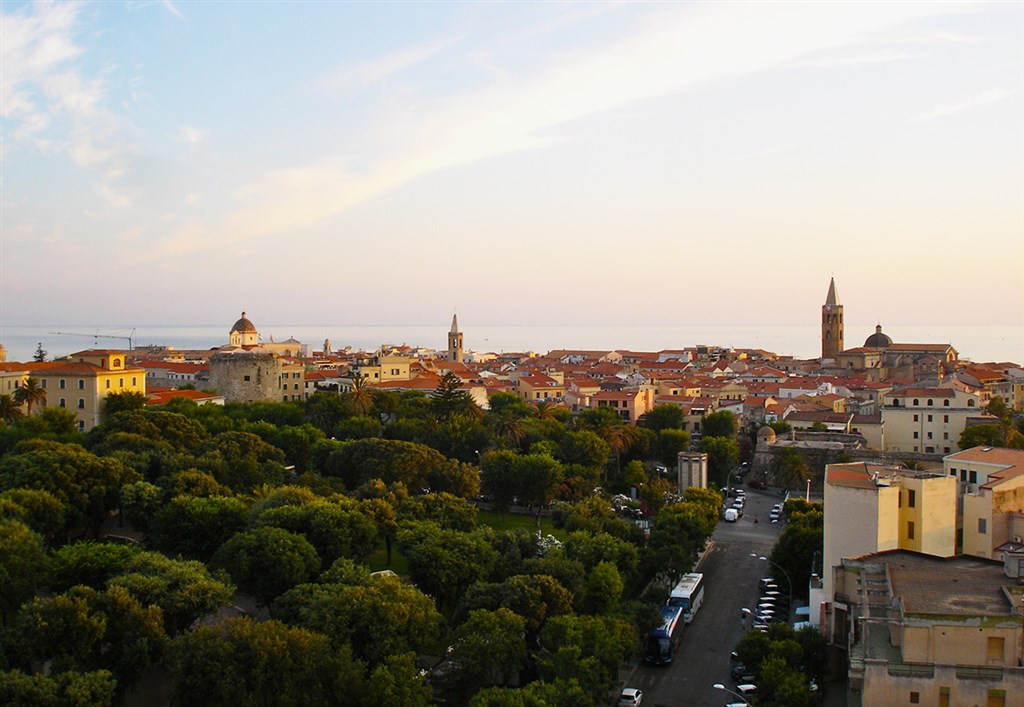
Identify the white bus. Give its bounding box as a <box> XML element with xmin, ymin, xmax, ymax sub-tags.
<box><xmin>668</xmin><ymin>572</ymin><xmax>705</xmax><ymax>624</ymax></box>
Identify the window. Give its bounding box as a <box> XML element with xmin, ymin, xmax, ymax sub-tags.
<box><xmin>961</xmin><ymin>470</ymin><xmax>968</xmax><ymax>482</ymax></box>
<box><xmin>914</xmin><ymin>431</ymin><xmax>919</xmax><ymax>439</ymax></box>
<box><xmin>944</xmin><ymin>415</ymin><xmax>949</xmax><ymax>423</ymax></box>
<box><xmin>908</xmin><ymin>521</ymin><xmax>915</xmax><ymax>540</ymax></box>
<box><xmin>78</xmin><ymin>380</ymin><xmax>84</xmax><ymax>389</ymax></box>
<box><xmin>244</xmin><ymin>375</ymin><xmax>251</xmax><ymax>382</ymax></box>
<box><xmin>41</xmin><ymin>379</ymin><xmax>46</xmax><ymax>389</ymax></box>
<box><xmin>913</xmin><ymin>399</ymin><xmax>919</xmax><ymax>406</ymax></box>
<box><xmin>119</xmin><ymin>378</ymin><xmax>124</xmax><ymax>388</ymax></box>
<box><xmin>913</xmin><ymin>414</ymin><xmax>919</xmax><ymax>422</ymax></box>
<box><xmin>78</xmin><ymin>421</ymin><xmax>85</xmax><ymax>431</ymax></box>
<box><xmin>979</xmin><ymin>518</ymin><xmax>987</xmax><ymax>534</ymax></box>
<box><xmin>970</xmin><ymin>470</ymin><xmax>978</xmax><ymax>484</ymax></box>
<box><xmin>927</xmin><ymin>414</ymin><xmax>933</xmax><ymax>422</ymax></box>
<box><xmin>987</xmin><ymin>637</ymin><xmax>1004</xmax><ymax>660</ymax></box>
<box><xmin>908</xmin><ymin>489</ymin><xmax>916</xmax><ymax>508</ymax></box>
<box><xmin>944</xmin><ymin>400</ymin><xmax>950</xmax><ymax>407</ymax></box>
<box><xmin>106</xmin><ymin>380</ymin><xmax>111</xmax><ymax>389</ymax></box>
<box><xmin>944</xmin><ymin>432</ymin><xmax>949</xmax><ymax>440</ymax></box>
<box><xmin>968</xmin><ymin>400</ymin><xmax>976</xmax><ymax>407</ymax></box>
<box><xmin>927</xmin><ymin>399</ymin><xmax>933</xmax><ymax>406</ymax></box>
<box><xmin>939</xmin><ymin>687</ymin><xmax>950</xmax><ymax>707</ymax></box>
<box><xmin>132</xmin><ymin>377</ymin><xmax>137</xmax><ymax>385</ymax></box>
<box><xmin>77</xmin><ymin>399</ymin><xmax>84</xmax><ymax>409</ymax></box>
<box><xmin>59</xmin><ymin>379</ymin><xmax>66</xmax><ymax>389</ymax></box>
<box><xmin>927</xmin><ymin>432</ymin><xmax>933</xmax><ymax>439</ymax></box>
<box><xmin>113</xmin><ymin>358</ymin><xmax>121</xmax><ymax>367</ymax></box>
<box><xmin>950</xmin><ymin>469</ymin><xmax>957</xmax><ymax>476</ymax></box>
<box><xmin>944</xmin><ymin>447</ymin><xmax>951</xmax><ymax>453</ymax></box>
<box><xmin>910</xmin><ymin>693</ymin><xmax>920</xmax><ymax>704</ymax></box>
<box><xmin>59</xmin><ymin>398</ymin><xmax>66</xmax><ymax>408</ymax></box>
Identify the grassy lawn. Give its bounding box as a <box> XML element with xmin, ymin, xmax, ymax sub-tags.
<box><xmin>476</xmin><ymin>509</ymin><xmax>568</xmax><ymax>541</ymax></box>
<box><xmin>366</xmin><ymin>509</ymin><xmax>567</xmax><ymax>574</ymax></box>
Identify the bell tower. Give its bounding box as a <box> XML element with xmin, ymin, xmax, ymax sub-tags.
<box><xmin>821</xmin><ymin>278</ymin><xmax>843</xmax><ymax>360</ymax></box>
<box><xmin>448</xmin><ymin>314</ymin><xmax>464</xmax><ymax>363</ymax></box>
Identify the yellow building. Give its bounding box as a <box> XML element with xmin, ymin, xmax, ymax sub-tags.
<box><xmin>823</xmin><ymin>462</ymin><xmax>957</xmax><ymax>600</ymax></box>
<box><xmin>881</xmin><ymin>386</ymin><xmax>983</xmax><ymax>455</ymax></box>
<box><xmin>31</xmin><ymin>350</ymin><xmax>146</xmax><ymax>431</ymax></box>
<box><xmin>832</xmin><ymin>551</ymin><xmax>1024</xmax><ymax>707</ymax></box>
<box><xmin>944</xmin><ymin>447</ymin><xmax>1024</xmax><ymax>558</ymax></box>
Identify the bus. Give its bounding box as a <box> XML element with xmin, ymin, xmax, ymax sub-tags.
<box><xmin>668</xmin><ymin>572</ymin><xmax>705</xmax><ymax>624</ymax></box>
<box><xmin>644</xmin><ymin>605</ymin><xmax>685</xmax><ymax>665</ymax></box>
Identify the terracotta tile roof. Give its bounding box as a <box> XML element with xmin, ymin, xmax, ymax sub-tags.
<box><xmin>946</xmin><ymin>446</ymin><xmax>1024</xmax><ymax>468</ymax></box>
<box><xmin>147</xmin><ymin>389</ymin><xmax>222</xmax><ymax>405</ymax></box>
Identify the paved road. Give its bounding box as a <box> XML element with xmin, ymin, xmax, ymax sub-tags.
<box><xmin>623</xmin><ymin>489</ymin><xmax>791</xmax><ymax>707</ymax></box>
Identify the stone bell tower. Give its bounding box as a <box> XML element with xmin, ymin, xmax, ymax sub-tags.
<box><xmin>821</xmin><ymin>278</ymin><xmax>843</xmax><ymax>360</ymax></box>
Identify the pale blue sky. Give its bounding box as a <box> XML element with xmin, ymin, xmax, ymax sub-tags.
<box><xmin>2</xmin><ymin>1</ymin><xmax>1022</xmax><ymax>332</ymax></box>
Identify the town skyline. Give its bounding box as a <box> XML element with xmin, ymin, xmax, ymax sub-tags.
<box><xmin>3</xmin><ymin>1</ymin><xmax>1022</xmax><ymax>329</ymax></box>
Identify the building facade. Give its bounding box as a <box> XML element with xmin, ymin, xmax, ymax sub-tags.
<box><xmin>32</xmin><ymin>350</ymin><xmax>146</xmax><ymax>431</ymax></box>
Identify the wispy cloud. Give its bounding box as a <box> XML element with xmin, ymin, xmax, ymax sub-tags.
<box><xmin>141</xmin><ymin>1</ymin><xmax>960</xmax><ymax>261</ymax></box>
<box><xmin>317</xmin><ymin>34</ymin><xmax>462</xmax><ymax>91</ymax></box>
<box><xmin>1</xmin><ymin>1</ymin><xmax>137</xmax><ymax>207</ymax></box>
<box><xmin>913</xmin><ymin>89</ymin><xmax>1013</xmax><ymax>120</ymax></box>
<box><xmin>178</xmin><ymin>125</ymin><xmax>204</xmax><ymax>145</ymax></box>
<box><xmin>162</xmin><ymin>1</ymin><xmax>185</xmax><ymax>21</ymax></box>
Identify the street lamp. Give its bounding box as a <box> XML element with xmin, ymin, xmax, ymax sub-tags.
<box><xmin>713</xmin><ymin>683</ymin><xmax>752</xmax><ymax>706</ymax></box>
<box><xmin>752</xmin><ymin>554</ymin><xmax>793</xmax><ymax>620</ymax></box>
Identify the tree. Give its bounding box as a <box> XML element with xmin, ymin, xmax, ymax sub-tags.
<box><xmin>558</xmin><ymin>430</ymin><xmax>611</xmax><ymax>471</ymax></box>
<box><xmin>536</xmin><ymin>614</ymin><xmax>635</xmax><ymax>703</ymax></box>
<box><xmin>770</xmin><ymin>505</ymin><xmax>823</xmax><ymax>602</ymax></box>
<box><xmin>168</xmin><ymin>617</ymin><xmax>363</xmax><ymax>707</ymax></box>
<box><xmin>148</xmin><ymin>494</ymin><xmax>249</xmax><ymax>561</ymax></box>
<box><xmin>580</xmin><ymin>561</ymin><xmax>624</xmax><ymax>615</ymax></box>
<box><xmin>102</xmin><ymin>390</ymin><xmax>147</xmax><ymax>418</ymax></box>
<box><xmin>0</xmin><ymin>487</ymin><xmax>65</xmax><ymax>540</ymax></box>
<box><xmin>213</xmin><ymin>526</ymin><xmax>321</xmax><ymax>606</ymax></box>
<box><xmin>396</xmin><ymin>522</ymin><xmax>498</xmax><ymax>609</ymax></box>
<box><xmin>959</xmin><ymin>423</ymin><xmax>1024</xmax><ymax>451</ymax></box>
<box><xmin>48</xmin><ymin>541</ymin><xmax>142</xmax><ymax>592</ymax></box>
<box><xmin>0</xmin><ymin>520</ymin><xmax>47</xmax><ymax>625</ymax></box>
<box><xmin>398</xmin><ymin>492</ymin><xmax>478</xmax><ymax>531</ymax></box>
<box><xmin>0</xmin><ymin>670</ymin><xmax>116</xmax><ymax>707</ymax></box>
<box><xmin>461</xmin><ymin>573</ymin><xmax>573</xmax><ymax>637</ymax></box>
<box><xmin>0</xmin><ymin>394</ymin><xmax>23</xmax><ymax>424</ymax></box>
<box><xmin>432</xmin><ymin>371</ymin><xmax>482</xmax><ymax>421</ymax></box>
<box><xmin>13</xmin><ymin>377</ymin><xmax>46</xmax><ymax>415</ymax></box>
<box><xmin>640</xmin><ymin>405</ymin><xmax>684</xmax><ymax>432</ymax></box>
<box><xmin>253</xmin><ymin>499</ymin><xmax>379</xmax><ymax>565</ymax></box>
<box><xmin>12</xmin><ymin>585</ymin><xmax>165</xmax><ymax>695</ymax></box>
<box><xmin>120</xmin><ymin>480</ymin><xmax>162</xmax><ymax>531</ymax></box>
<box><xmin>108</xmin><ymin>551</ymin><xmax>235</xmax><ymax>635</ymax></box>
<box><xmin>343</xmin><ymin>373</ymin><xmax>377</xmax><ymax>416</ymax></box>
<box><xmin>365</xmin><ymin>652</ymin><xmax>432</xmax><ymax>707</ymax></box>
<box><xmin>194</xmin><ymin>430</ymin><xmax>289</xmax><ymax>492</ymax></box>
<box><xmin>514</xmin><ymin>453</ymin><xmax>564</xmax><ymax>526</ymax></box>
<box><xmin>700</xmin><ymin>436</ymin><xmax>739</xmax><ymax>487</ymax></box>
<box><xmin>33</xmin><ymin>343</ymin><xmax>48</xmax><ymax>362</ymax></box>
<box><xmin>656</xmin><ymin>428</ymin><xmax>690</xmax><ymax>467</ymax></box>
<box><xmin>273</xmin><ymin>569</ymin><xmax>442</xmax><ymax>666</ymax></box>
<box><xmin>0</xmin><ymin>439</ymin><xmax>140</xmax><ymax>536</ymax></box>
<box><xmin>701</xmin><ymin>410</ymin><xmax>737</xmax><ymax>438</ymax></box>
<box><xmin>481</xmin><ymin>450</ymin><xmax>519</xmax><ymax>519</ymax></box>
<box><xmin>447</xmin><ymin>608</ymin><xmax>527</xmax><ymax>690</ymax></box>
<box><xmin>773</xmin><ymin>447</ymin><xmax>812</xmax><ymax>490</ymax></box>
<box><xmin>471</xmin><ymin>679</ymin><xmax>590</xmax><ymax>706</ymax></box>
<box><xmin>644</xmin><ymin>501</ymin><xmax>717</xmax><ymax>585</ymax></box>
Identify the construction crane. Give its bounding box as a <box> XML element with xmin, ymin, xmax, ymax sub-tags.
<box><xmin>49</xmin><ymin>328</ymin><xmax>136</xmax><ymax>351</ymax></box>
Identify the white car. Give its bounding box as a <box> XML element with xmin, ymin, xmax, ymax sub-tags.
<box><xmin>618</xmin><ymin>687</ymin><xmax>643</xmax><ymax>706</ymax></box>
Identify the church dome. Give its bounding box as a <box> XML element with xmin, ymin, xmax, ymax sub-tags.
<box><xmin>864</xmin><ymin>324</ymin><xmax>893</xmax><ymax>348</ymax></box>
<box><xmin>231</xmin><ymin>312</ymin><xmax>257</xmax><ymax>334</ymax></box>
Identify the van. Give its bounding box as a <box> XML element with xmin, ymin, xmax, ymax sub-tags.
<box><xmin>724</xmin><ymin>508</ymin><xmax>739</xmax><ymax>522</ymax></box>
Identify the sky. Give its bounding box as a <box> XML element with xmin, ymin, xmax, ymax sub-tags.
<box><xmin>2</xmin><ymin>1</ymin><xmax>1022</xmax><ymax>333</ymax></box>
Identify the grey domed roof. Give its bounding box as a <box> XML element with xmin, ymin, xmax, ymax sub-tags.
<box><xmin>864</xmin><ymin>324</ymin><xmax>892</xmax><ymax>348</ymax></box>
<box><xmin>231</xmin><ymin>311</ymin><xmax>257</xmax><ymax>333</ymax></box>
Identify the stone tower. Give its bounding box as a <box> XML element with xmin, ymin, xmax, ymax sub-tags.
<box><xmin>448</xmin><ymin>314</ymin><xmax>464</xmax><ymax>363</ymax></box>
<box><xmin>821</xmin><ymin>278</ymin><xmax>843</xmax><ymax>360</ymax></box>
<box><xmin>229</xmin><ymin>311</ymin><xmax>259</xmax><ymax>348</ymax></box>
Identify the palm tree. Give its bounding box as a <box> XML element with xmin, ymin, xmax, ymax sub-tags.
<box><xmin>13</xmin><ymin>377</ymin><xmax>46</xmax><ymax>415</ymax></box>
<box><xmin>0</xmin><ymin>394</ymin><xmax>23</xmax><ymax>424</ymax></box>
<box><xmin>343</xmin><ymin>374</ymin><xmax>376</xmax><ymax>416</ymax></box>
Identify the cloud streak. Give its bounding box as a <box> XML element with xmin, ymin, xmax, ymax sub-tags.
<box><xmin>913</xmin><ymin>88</ymin><xmax>1013</xmax><ymax>120</ymax></box>
<box><xmin>139</xmin><ymin>1</ymin><xmax>964</xmax><ymax>261</ymax></box>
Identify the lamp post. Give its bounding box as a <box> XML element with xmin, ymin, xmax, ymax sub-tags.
<box><xmin>752</xmin><ymin>554</ymin><xmax>793</xmax><ymax>620</ymax></box>
<box><xmin>712</xmin><ymin>683</ymin><xmax>752</xmax><ymax>706</ymax></box>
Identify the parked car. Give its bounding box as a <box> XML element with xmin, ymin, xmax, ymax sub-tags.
<box><xmin>723</xmin><ymin>508</ymin><xmax>739</xmax><ymax>522</ymax></box>
<box><xmin>748</xmin><ymin>479</ymin><xmax>767</xmax><ymax>489</ymax></box>
<box><xmin>618</xmin><ymin>688</ymin><xmax>643</xmax><ymax>706</ymax></box>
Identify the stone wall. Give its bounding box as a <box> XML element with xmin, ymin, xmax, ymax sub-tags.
<box><xmin>209</xmin><ymin>350</ymin><xmax>282</xmax><ymax>404</ymax></box>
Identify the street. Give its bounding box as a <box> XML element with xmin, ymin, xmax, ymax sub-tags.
<box><xmin>623</xmin><ymin>488</ymin><xmax>790</xmax><ymax>706</ymax></box>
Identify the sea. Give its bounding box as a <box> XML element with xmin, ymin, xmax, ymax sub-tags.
<box><xmin>2</xmin><ymin>323</ymin><xmax>1021</xmax><ymax>366</ymax></box>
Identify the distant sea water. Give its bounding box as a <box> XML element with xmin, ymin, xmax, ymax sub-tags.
<box><xmin>1</xmin><ymin>323</ymin><xmax>1021</xmax><ymax>366</ymax></box>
